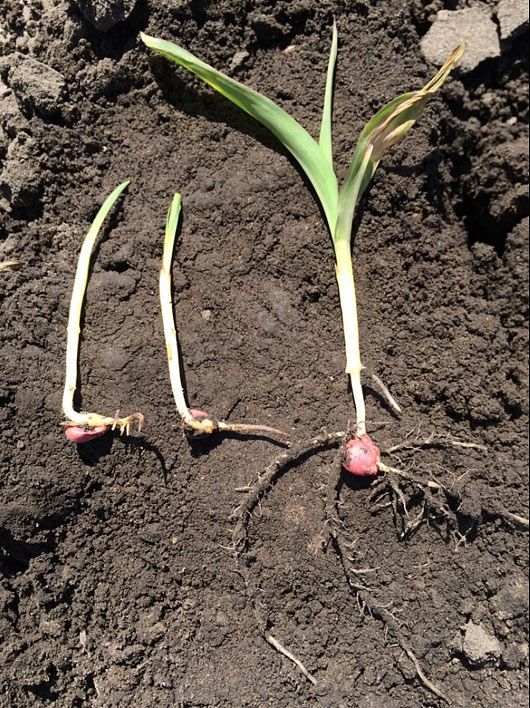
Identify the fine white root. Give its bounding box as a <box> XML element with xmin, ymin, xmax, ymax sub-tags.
<box><xmin>365</xmin><ymin>369</ymin><xmax>402</xmax><ymax>415</ymax></box>
<box><xmin>377</xmin><ymin>461</ymin><xmax>443</xmax><ymax>490</ymax></box>
<box><xmin>62</xmin><ymin>181</ymin><xmax>144</xmax><ymax>435</ymax></box>
<box><xmin>160</xmin><ymin>193</ymin><xmax>289</xmax><ymax>441</ymax></box>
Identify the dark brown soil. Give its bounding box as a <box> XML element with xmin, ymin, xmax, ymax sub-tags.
<box><xmin>1</xmin><ymin>1</ymin><xmax>528</xmax><ymax>706</ymax></box>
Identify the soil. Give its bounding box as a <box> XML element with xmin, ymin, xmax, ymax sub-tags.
<box><xmin>0</xmin><ymin>1</ymin><xmax>528</xmax><ymax>706</ymax></box>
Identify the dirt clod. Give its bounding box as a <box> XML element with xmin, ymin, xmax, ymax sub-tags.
<box><xmin>72</xmin><ymin>0</ymin><xmax>138</xmax><ymax>31</ymax></box>
<box><xmin>497</xmin><ymin>0</ymin><xmax>529</xmax><ymax>40</ymax></box>
<box><xmin>421</xmin><ymin>7</ymin><xmax>501</xmax><ymax>71</ymax></box>
<box><xmin>0</xmin><ymin>132</ymin><xmax>41</xmax><ymax>208</ymax></box>
<box><xmin>2</xmin><ymin>53</ymin><xmax>66</xmax><ymax>119</ymax></box>
<box><xmin>492</xmin><ymin>577</ymin><xmax>529</xmax><ymax>622</ymax></box>
<box><xmin>459</xmin><ymin>622</ymin><xmax>502</xmax><ymax>667</ymax></box>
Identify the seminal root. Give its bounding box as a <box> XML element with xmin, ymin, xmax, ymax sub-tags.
<box><xmin>231</xmin><ymin>431</ymin><xmax>527</xmax><ymax>693</ymax></box>
<box><xmin>232</xmin><ymin>431</ymin><xmax>346</xmax><ymax>553</ymax></box>
<box><xmin>321</xmin><ymin>461</ymin><xmax>450</xmax><ymax>703</ymax></box>
<box><xmin>232</xmin><ymin>431</ymin><xmax>527</xmax><ymax>696</ymax></box>
<box><xmin>181</xmin><ymin>408</ymin><xmax>289</xmax><ymax>442</ymax></box>
<box><xmin>230</xmin><ymin>435</ymin><xmax>458</xmax><ymax>696</ymax></box>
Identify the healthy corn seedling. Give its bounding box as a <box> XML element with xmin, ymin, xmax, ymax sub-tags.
<box><xmin>62</xmin><ymin>181</ymin><xmax>144</xmax><ymax>443</ymax></box>
<box><xmin>142</xmin><ymin>28</ymin><xmax>464</xmax><ymax>473</ymax></box>
<box><xmin>161</xmin><ymin>193</ymin><xmax>288</xmax><ymax>440</ymax></box>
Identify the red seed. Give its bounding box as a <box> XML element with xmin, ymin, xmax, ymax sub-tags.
<box><xmin>342</xmin><ymin>434</ymin><xmax>381</xmax><ymax>476</ymax></box>
<box><xmin>189</xmin><ymin>408</ymin><xmax>210</xmax><ymax>421</ymax></box>
<box><xmin>65</xmin><ymin>425</ymin><xmax>109</xmax><ymax>443</ymax></box>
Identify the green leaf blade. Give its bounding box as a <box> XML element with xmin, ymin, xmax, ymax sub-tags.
<box><xmin>163</xmin><ymin>192</ymin><xmax>182</xmax><ymax>273</ymax></box>
<box><xmin>335</xmin><ymin>43</ymin><xmax>465</xmax><ymax>244</ymax></box>
<box><xmin>88</xmin><ymin>180</ymin><xmax>130</xmax><ymax>241</ymax></box>
<box><xmin>319</xmin><ymin>21</ymin><xmax>338</xmax><ymax>165</ymax></box>
<box><xmin>141</xmin><ymin>33</ymin><xmax>338</xmax><ymax>232</ymax></box>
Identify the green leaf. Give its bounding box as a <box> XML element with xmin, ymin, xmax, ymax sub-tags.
<box><xmin>163</xmin><ymin>192</ymin><xmax>182</xmax><ymax>273</ymax></box>
<box><xmin>141</xmin><ymin>32</ymin><xmax>338</xmax><ymax>231</ymax></box>
<box><xmin>88</xmin><ymin>180</ymin><xmax>130</xmax><ymax>243</ymax></box>
<box><xmin>335</xmin><ymin>43</ymin><xmax>465</xmax><ymax>244</ymax></box>
<box><xmin>319</xmin><ymin>20</ymin><xmax>338</xmax><ymax>165</ymax></box>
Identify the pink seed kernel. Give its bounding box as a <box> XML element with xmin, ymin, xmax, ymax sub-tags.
<box><xmin>189</xmin><ymin>408</ymin><xmax>210</xmax><ymax>420</ymax></box>
<box><xmin>342</xmin><ymin>434</ymin><xmax>381</xmax><ymax>476</ymax></box>
<box><xmin>65</xmin><ymin>425</ymin><xmax>109</xmax><ymax>443</ymax></box>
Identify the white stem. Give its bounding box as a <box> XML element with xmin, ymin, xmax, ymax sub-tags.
<box><xmin>159</xmin><ymin>194</ymin><xmax>198</xmax><ymax>427</ymax></box>
<box><xmin>63</xmin><ymin>182</ymin><xmax>129</xmax><ymax>425</ymax></box>
<box><xmin>160</xmin><ymin>194</ymin><xmax>288</xmax><ymax>440</ymax></box>
<box><xmin>62</xmin><ymin>181</ymin><xmax>136</xmax><ymax>430</ymax></box>
<box><xmin>334</xmin><ymin>238</ymin><xmax>366</xmax><ymax>436</ymax></box>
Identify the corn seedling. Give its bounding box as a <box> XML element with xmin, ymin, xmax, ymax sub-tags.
<box><xmin>161</xmin><ymin>193</ymin><xmax>288</xmax><ymax>441</ymax></box>
<box><xmin>142</xmin><ymin>27</ymin><xmax>464</xmax><ymax>473</ymax></box>
<box><xmin>62</xmin><ymin>181</ymin><xmax>144</xmax><ymax>443</ymax></box>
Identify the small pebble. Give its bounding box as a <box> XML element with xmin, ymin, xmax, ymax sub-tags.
<box><xmin>200</xmin><ymin>309</ymin><xmax>212</xmax><ymax>320</ymax></box>
<box><xmin>230</xmin><ymin>51</ymin><xmax>249</xmax><ymax>71</ymax></box>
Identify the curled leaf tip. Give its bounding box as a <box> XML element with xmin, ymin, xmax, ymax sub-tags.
<box><xmin>363</xmin><ymin>43</ymin><xmax>465</xmax><ymax>164</ymax></box>
<box><xmin>423</xmin><ymin>42</ymin><xmax>466</xmax><ymax>93</ymax></box>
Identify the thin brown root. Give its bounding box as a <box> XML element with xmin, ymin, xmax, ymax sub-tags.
<box><xmin>218</xmin><ymin>420</ymin><xmax>290</xmax><ymax>440</ymax></box>
<box><xmin>378</xmin><ymin>461</ymin><xmax>442</xmax><ymax>490</ymax></box>
<box><xmin>320</xmin><ymin>448</ymin><xmax>345</xmax><ymax>548</ymax></box>
<box><xmin>386</xmin><ymin>474</ymin><xmax>428</xmax><ymax>539</ymax></box>
<box><xmin>232</xmin><ymin>430</ymin><xmax>346</xmax><ymax>553</ymax></box>
<box><xmin>327</xmin><ymin>479</ymin><xmax>450</xmax><ymax>703</ymax></box>
<box><xmin>365</xmin><ymin>369</ymin><xmax>402</xmax><ymax>415</ymax></box>
<box><xmin>232</xmin><ymin>435</ymin><xmax>346</xmax><ymax>688</ymax></box>
<box><xmin>403</xmin><ymin>643</ymin><xmax>449</xmax><ymax>704</ymax></box>
<box><xmin>372</xmin><ymin>606</ymin><xmax>449</xmax><ymax>702</ymax></box>
<box><xmin>449</xmin><ymin>439</ymin><xmax>487</xmax><ymax>451</ymax></box>
<box><xmin>378</xmin><ymin>462</ymin><xmax>529</xmax><ymax>530</ymax></box>
<box><xmin>184</xmin><ymin>413</ymin><xmax>290</xmax><ymax>441</ymax></box>
<box><xmin>264</xmin><ymin>632</ymin><xmax>317</xmax><ymax>685</ymax></box>
<box><xmin>487</xmin><ymin>506</ymin><xmax>529</xmax><ymax>528</ymax></box>
<box><xmin>385</xmin><ymin>432</ymin><xmax>487</xmax><ymax>455</ymax></box>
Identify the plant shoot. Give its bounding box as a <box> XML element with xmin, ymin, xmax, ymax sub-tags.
<box><xmin>161</xmin><ymin>193</ymin><xmax>288</xmax><ymax>441</ymax></box>
<box><xmin>142</xmin><ymin>28</ymin><xmax>464</xmax><ymax>473</ymax></box>
<box><xmin>62</xmin><ymin>181</ymin><xmax>144</xmax><ymax>442</ymax></box>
